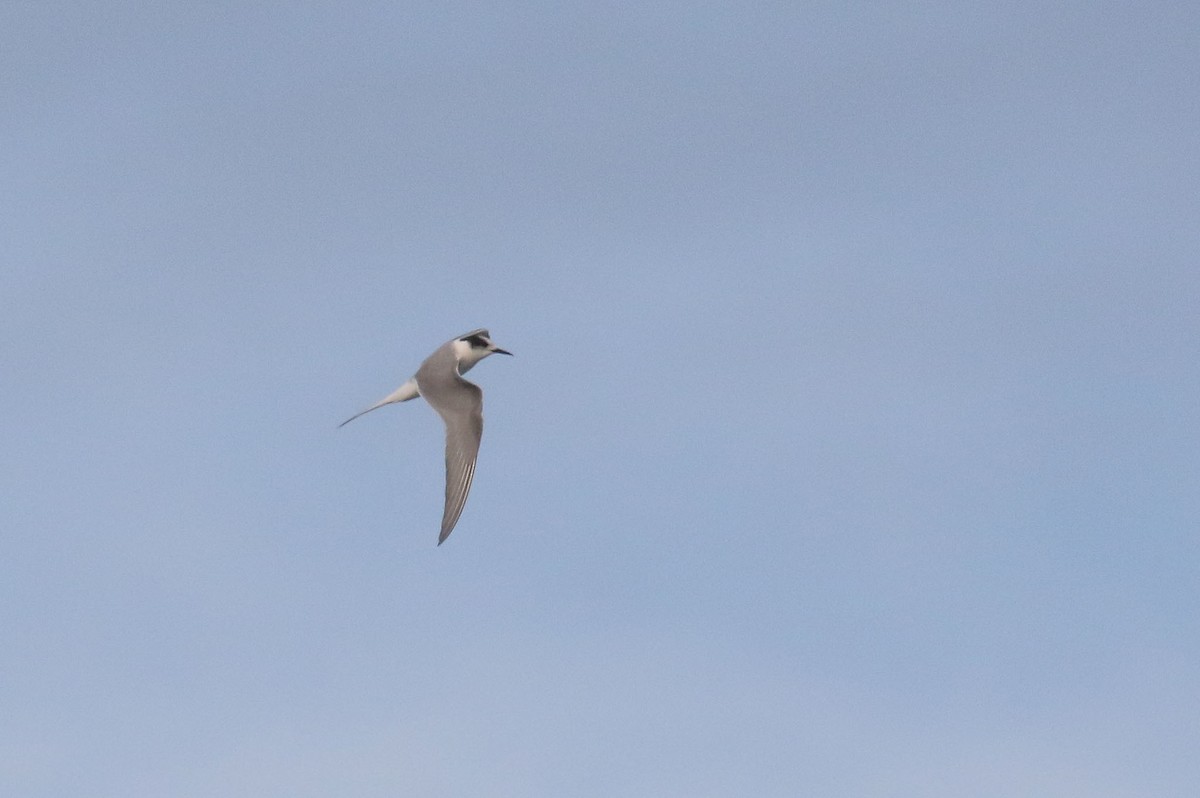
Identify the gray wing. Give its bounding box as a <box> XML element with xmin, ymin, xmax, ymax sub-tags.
<box><xmin>437</xmin><ymin>386</ymin><xmax>482</xmax><ymax>544</ymax></box>
<box><xmin>417</xmin><ymin>353</ymin><xmax>484</xmax><ymax>544</ymax></box>
<box><xmin>338</xmin><ymin>378</ymin><xmax>420</xmax><ymax>427</ymax></box>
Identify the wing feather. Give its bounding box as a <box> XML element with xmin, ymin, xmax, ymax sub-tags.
<box><xmin>418</xmin><ymin>369</ymin><xmax>484</xmax><ymax>545</ymax></box>
<box><xmin>437</xmin><ymin>397</ymin><xmax>482</xmax><ymax>544</ymax></box>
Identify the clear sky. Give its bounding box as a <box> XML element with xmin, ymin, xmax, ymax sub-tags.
<box><xmin>3</xmin><ymin>3</ymin><xmax>1198</xmax><ymax>796</ymax></box>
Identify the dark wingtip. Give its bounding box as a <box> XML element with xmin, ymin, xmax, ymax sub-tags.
<box><xmin>337</xmin><ymin>409</ymin><xmax>367</xmax><ymax>428</ymax></box>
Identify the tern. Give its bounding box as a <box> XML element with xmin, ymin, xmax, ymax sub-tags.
<box><xmin>340</xmin><ymin>329</ymin><xmax>511</xmax><ymax>544</ymax></box>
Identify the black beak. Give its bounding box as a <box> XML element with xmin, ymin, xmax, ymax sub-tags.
<box><xmin>492</xmin><ymin>347</ymin><xmax>513</xmax><ymax>356</ymax></box>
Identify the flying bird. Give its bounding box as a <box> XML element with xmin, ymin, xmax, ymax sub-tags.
<box><xmin>340</xmin><ymin>329</ymin><xmax>511</xmax><ymax>544</ymax></box>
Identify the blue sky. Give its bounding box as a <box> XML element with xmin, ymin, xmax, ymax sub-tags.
<box><xmin>3</xmin><ymin>2</ymin><xmax>1198</xmax><ymax>796</ymax></box>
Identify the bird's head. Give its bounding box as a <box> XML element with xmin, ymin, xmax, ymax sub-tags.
<box><xmin>452</xmin><ymin>329</ymin><xmax>512</xmax><ymax>373</ymax></box>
